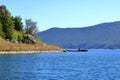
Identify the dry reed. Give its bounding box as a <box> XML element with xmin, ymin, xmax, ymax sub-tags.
<box><xmin>0</xmin><ymin>41</ymin><xmax>62</xmax><ymax>51</ymax></box>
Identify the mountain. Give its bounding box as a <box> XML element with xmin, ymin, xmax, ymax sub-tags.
<box><xmin>37</xmin><ymin>21</ymin><xmax>120</xmax><ymax>49</ymax></box>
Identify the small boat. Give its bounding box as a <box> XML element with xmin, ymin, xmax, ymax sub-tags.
<box><xmin>63</xmin><ymin>48</ymin><xmax>88</xmax><ymax>52</ymax></box>
<box><xmin>78</xmin><ymin>48</ymin><xmax>88</xmax><ymax>52</ymax></box>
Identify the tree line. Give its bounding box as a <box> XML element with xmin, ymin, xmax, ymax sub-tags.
<box><xmin>0</xmin><ymin>5</ymin><xmax>38</xmax><ymax>42</ymax></box>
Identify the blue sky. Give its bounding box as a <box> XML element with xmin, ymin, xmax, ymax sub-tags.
<box><xmin>1</xmin><ymin>0</ymin><xmax>120</xmax><ymax>31</ymax></box>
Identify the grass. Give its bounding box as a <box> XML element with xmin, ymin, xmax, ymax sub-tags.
<box><xmin>0</xmin><ymin>41</ymin><xmax>62</xmax><ymax>51</ymax></box>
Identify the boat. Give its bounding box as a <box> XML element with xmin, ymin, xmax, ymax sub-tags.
<box><xmin>63</xmin><ymin>48</ymin><xmax>88</xmax><ymax>52</ymax></box>
<box><xmin>78</xmin><ymin>48</ymin><xmax>88</xmax><ymax>52</ymax></box>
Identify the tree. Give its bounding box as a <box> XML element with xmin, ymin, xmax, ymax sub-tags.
<box><xmin>12</xmin><ymin>16</ymin><xmax>24</xmax><ymax>32</ymax></box>
<box><xmin>25</xmin><ymin>19</ymin><xmax>38</xmax><ymax>35</ymax></box>
<box><xmin>0</xmin><ymin>5</ymin><xmax>15</xmax><ymax>40</ymax></box>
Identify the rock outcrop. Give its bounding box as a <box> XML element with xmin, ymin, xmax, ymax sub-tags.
<box><xmin>24</xmin><ymin>35</ymin><xmax>36</xmax><ymax>44</ymax></box>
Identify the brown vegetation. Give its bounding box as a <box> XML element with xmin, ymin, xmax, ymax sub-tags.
<box><xmin>0</xmin><ymin>41</ymin><xmax>62</xmax><ymax>51</ymax></box>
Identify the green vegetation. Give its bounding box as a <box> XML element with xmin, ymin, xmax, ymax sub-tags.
<box><xmin>0</xmin><ymin>5</ymin><xmax>36</xmax><ymax>42</ymax></box>
<box><xmin>12</xmin><ymin>16</ymin><xmax>24</xmax><ymax>32</ymax></box>
<box><xmin>0</xmin><ymin>5</ymin><xmax>62</xmax><ymax>51</ymax></box>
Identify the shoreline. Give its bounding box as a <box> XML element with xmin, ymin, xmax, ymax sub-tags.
<box><xmin>0</xmin><ymin>51</ymin><xmax>62</xmax><ymax>55</ymax></box>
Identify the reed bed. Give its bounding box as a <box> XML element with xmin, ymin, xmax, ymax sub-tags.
<box><xmin>0</xmin><ymin>41</ymin><xmax>62</xmax><ymax>52</ymax></box>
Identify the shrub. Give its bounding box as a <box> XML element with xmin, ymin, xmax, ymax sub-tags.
<box><xmin>12</xmin><ymin>30</ymin><xmax>24</xmax><ymax>42</ymax></box>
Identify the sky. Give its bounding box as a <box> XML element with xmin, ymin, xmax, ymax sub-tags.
<box><xmin>1</xmin><ymin>0</ymin><xmax>120</xmax><ymax>31</ymax></box>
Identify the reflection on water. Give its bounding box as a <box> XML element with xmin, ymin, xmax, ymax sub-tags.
<box><xmin>0</xmin><ymin>50</ymin><xmax>120</xmax><ymax>80</ymax></box>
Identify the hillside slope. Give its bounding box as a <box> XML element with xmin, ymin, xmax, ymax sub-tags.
<box><xmin>38</xmin><ymin>21</ymin><xmax>120</xmax><ymax>49</ymax></box>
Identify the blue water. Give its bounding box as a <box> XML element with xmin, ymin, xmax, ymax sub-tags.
<box><xmin>0</xmin><ymin>50</ymin><xmax>120</xmax><ymax>80</ymax></box>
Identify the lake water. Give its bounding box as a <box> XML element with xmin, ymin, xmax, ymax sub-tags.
<box><xmin>0</xmin><ymin>50</ymin><xmax>120</xmax><ymax>80</ymax></box>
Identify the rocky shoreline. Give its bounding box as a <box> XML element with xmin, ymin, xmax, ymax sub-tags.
<box><xmin>0</xmin><ymin>51</ymin><xmax>62</xmax><ymax>54</ymax></box>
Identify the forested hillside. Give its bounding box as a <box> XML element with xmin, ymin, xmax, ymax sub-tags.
<box><xmin>38</xmin><ymin>21</ymin><xmax>120</xmax><ymax>49</ymax></box>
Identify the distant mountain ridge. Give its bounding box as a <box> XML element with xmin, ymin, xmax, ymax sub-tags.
<box><xmin>37</xmin><ymin>21</ymin><xmax>120</xmax><ymax>49</ymax></box>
